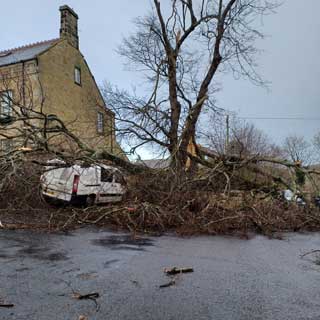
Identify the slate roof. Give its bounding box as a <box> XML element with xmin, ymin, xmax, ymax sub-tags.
<box><xmin>0</xmin><ymin>39</ymin><xmax>59</xmax><ymax>67</ymax></box>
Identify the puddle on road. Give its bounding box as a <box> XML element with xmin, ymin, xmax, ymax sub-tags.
<box><xmin>15</xmin><ymin>267</ymin><xmax>29</xmax><ymax>272</ymax></box>
<box><xmin>0</xmin><ymin>252</ymin><xmax>10</xmax><ymax>259</ymax></box>
<box><xmin>103</xmin><ymin>259</ymin><xmax>120</xmax><ymax>268</ymax></box>
<box><xmin>91</xmin><ymin>235</ymin><xmax>154</xmax><ymax>251</ymax></box>
<box><xmin>0</xmin><ymin>244</ymin><xmax>69</xmax><ymax>261</ymax></box>
<box><xmin>19</xmin><ymin>246</ymin><xmax>48</xmax><ymax>255</ymax></box>
<box><xmin>17</xmin><ymin>245</ymin><xmax>69</xmax><ymax>261</ymax></box>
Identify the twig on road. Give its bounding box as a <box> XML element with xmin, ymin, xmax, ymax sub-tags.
<box><xmin>164</xmin><ymin>267</ymin><xmax>194</xmax><ymax>275</ymax></box>
<box><xmin>159</xmin><ymin>279</ymin><xmax>176</xmax><ymax>288</ymax></box>
<box><xmin>300</xmin><ymin>249</ymin><xmax>320</xmax><ymax>258</ymax></box>
<box><xmin>0</xmin><ymin>303</ymin><xmax>14</xmax><ymax>308</ymax></box>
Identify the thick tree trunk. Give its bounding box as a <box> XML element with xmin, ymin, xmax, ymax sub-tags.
<box><xmin>169</xmin><ymin>136</ymin><xmax>199</xmax><ymax>176</ymax></box>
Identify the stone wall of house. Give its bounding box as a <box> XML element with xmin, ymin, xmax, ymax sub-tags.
<box><xmin>0</xmin><ymin>41</ymin><xmax>125</xmax><ymax>158</ymax></box>
<box><xmin>37</xmin><ymin>39</ymin><xmax>122</xmax><ymax>155</ymax></box>
<box><xmin>0</xmin><ymin>60</ymin><xmax>43</xmax><ymax>150</ymax></box>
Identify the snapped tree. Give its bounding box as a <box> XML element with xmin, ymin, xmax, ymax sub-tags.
<box><xmin>103</xmin><ymin>0</ymin><xmax>280</xmax><ymax>171</ymax></box>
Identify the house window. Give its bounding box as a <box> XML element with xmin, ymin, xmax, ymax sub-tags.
<box><xmin>0</xmin><ymin>90</ymin><xmax>13</xmax><ymax>119</ymax></box>
<box><xmin>97</xmin><ymin>111</ymin><xmax>104</xmax><ymax>133</ymax></box>
<box><xmin>74</xmin><ymin>67</ymin><xmax>81</xmax><ymax>85</ymax></box>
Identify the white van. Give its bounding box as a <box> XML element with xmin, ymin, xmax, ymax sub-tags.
<box><xmin>40</xmin><ymin>160</ymin><xmax>126</xmax><ymax>206</ymax></box>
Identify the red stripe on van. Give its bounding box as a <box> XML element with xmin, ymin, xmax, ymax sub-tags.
<box><xmin>72</xmin><ymin>175</ymin><xmax>80</xmax><ymax>194</ymax></box>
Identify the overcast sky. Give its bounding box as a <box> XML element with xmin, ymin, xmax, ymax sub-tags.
<box><xmin>1</xmin><ymin>0</ymin><xmax>319</xmax><ymax>158</ymax></box>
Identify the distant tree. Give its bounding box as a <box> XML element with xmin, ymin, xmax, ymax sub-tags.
<box><xmin>313</xmin><ymin>132</ymin><xmax>320</xmax><ymax>160</ymax></box>
<box><xmin>202</xmin><ymin>115</ymin><xmax>281</xmax><ymax>158</ymax></box>
<box><xmin>104</xmin><ymin>0</ymin><xmax>280</xmax><ymax>172</ymax></box>
<box><xmin>228</xmin><ymin>121</ymin><xmax>281</xmax><ymax>158</ymax></box>
<box><xmin>282</xmin><ymin>135</ymin><xmax>313</xmax><ymax>165</ymax></box>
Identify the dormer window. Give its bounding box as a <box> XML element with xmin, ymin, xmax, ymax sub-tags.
<box><xmin>74</xmin><ymin>66</ymin><xmax>81</xmax><ymax>85</ymax></box>
<box><xmin>0</xmin><ymin>90</ymin><xmax>13</xmax><ymax>120</ymax></box>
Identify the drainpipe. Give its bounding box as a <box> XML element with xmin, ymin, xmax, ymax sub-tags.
<box><xmin>22</xmin><ymin>61</ymin><xmax>27</xmax><ymax>147</ymax></box>
<box><xmin>111</xmin><ymin>116</ymin><xmax>114</xmax><ymax>154</ymax></box>
<box><xmin>22</xmin><ymin>61</ymin><xmax>26</xmax><ymax>108</ymax></box>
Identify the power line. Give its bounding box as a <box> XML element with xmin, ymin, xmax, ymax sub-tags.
<box><xmin>237</xmin><ymin>117</ymin><xmax>320</xmax><ymax>121</ymax></box>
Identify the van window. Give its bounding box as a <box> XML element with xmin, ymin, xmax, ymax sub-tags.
<box><xmin>101</xmin><ymin>168</ymin><xmax>113</xmax><ymax>183</ymax></box>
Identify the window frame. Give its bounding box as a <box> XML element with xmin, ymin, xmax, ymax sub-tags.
<box><xmin>74</xmin><ymin>66</ymin><xmax>81</xmax><ymax>85</ymax></box>
<box><xmin>0</xmin><ymin>90</ymin><xmax>13</xmax><ymax>119</ymax></box>
<box><xmin>100</xmin><ymin>168</ymin><xmax>113</xmax><ymax>183</ymax></box>
<box><xmin>97</xmin><ymin>111</ymin><xmax>104</xmax><ymax>134</ymax></box>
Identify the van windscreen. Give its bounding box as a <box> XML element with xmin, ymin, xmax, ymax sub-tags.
<box><xmin>101</xmin><ymin>168</ymin><xmax>113</xmax><ymax>182</ymax></box>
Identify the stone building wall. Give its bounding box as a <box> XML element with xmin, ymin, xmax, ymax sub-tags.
<box><xmin>0</xmin><ymin>60</ymin><xmax>43</xmax><ymax>150</ymax></box>
<box><xmin>0</xmin><ymin>5</ymin><xmax>124</xmax><ymax>158</ymax></box>
<box><xmin>37</xmin><ymin>39</ymin><xmax>120</xmax><ymax>154</ymax></box>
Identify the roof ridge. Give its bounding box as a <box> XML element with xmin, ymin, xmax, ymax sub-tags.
<box><xmin>0</xmin><ymin>38</ymin><xmax>59</xmax><ymax>55</ymax></box>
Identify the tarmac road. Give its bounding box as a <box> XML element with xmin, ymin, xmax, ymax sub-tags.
<box><xmin>0</xmin><ymin>228</ymin><xmax>320</xmax><ymax>320</ymax></box>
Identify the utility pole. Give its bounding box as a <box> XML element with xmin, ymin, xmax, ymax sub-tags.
<box><xmin>225</xmin><ymin>114</ymin><xmax>230</xmax><ymax>155</ymax></box>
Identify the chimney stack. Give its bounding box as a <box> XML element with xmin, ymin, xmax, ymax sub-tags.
<box><xmin>59</xmin><ymin>5</ymin><xmax>79</xmax><ymax>49</ymax></box>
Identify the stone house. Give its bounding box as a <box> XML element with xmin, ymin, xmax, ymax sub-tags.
<box><xmin>0</xmin><ymin>5</ymin><xmax>122</xmax><ymax>156</ymax></box>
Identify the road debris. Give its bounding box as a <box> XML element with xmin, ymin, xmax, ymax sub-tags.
<box><xmin>131</xmin><ymin>280</ymin><xmax>141</xmax><ymax>287</ymax></box>
<box><xmin>73</xmin><ymin>292</ymin><xmax>100</xmax><ymax>300</ymax></box>
<box><xmin>0</xmin><ymin>303</ymin><xmax>14</xmax><ymax>308</ymax></box>
<box><xmin>72</xmin><ymin>292</ymin><xmax>100</xmax><ymax>311</ymax></box>
<box><xmin>159</xmin><ymin>279</ymin><xmax>176</xmax><ymax>288</ymax></box>
<box><xmin>164</xmin><ymin>267</ymin><xmax>194</xmax><ymax>275</ymax></box>
<box><xmin>159</xmin><ymin>267</ymin><xmax>194</xmax><ymax>289</ymax></box>
<box><xmin>300</xmin><ymin>249</ymin><xmax>320</xmax><ymax>258</ymax></box>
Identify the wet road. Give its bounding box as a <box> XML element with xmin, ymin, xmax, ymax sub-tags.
<box><xmin>0</xmin><ymin>228</ymin><xmax>320</xmax><ymax>320</ymax></box>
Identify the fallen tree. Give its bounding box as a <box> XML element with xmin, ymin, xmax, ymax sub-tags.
<box><xmin>1</xmin><ymin>155</ymin><xmax>320</xmax><ymax>237</ymax></box>
<box><xmin>1</xmin><ymin>0</ymin><xmax>320</xmax><ymax>236</ymax></box>
<box><xmin>1</xmin><ymin>103</ymin><xmax>319</xmax><ymax>236</ymax></box>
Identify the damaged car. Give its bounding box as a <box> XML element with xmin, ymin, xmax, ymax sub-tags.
<box><xmin>40</xmin><ymin>160</ymin><xmax>126</xmax><ymax>206</ymax></box>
